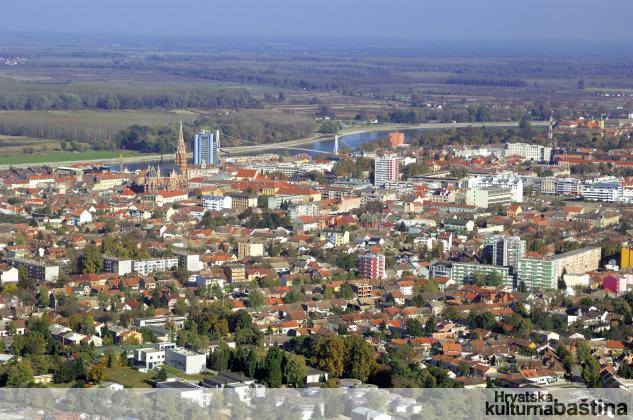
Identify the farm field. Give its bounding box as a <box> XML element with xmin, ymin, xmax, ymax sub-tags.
<box><xmin>0</xmin><ymin>149</ymin><xmax>140</xmax><ymax>166</ymax></box>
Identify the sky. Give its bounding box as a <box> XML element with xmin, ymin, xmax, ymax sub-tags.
<box><xmin>3</xmin><ymin>0</ymin><xmax>633</xmax><ymax>41</ymax></box>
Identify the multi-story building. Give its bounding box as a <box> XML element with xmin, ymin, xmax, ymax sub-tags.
<box><xmin>539</xmin><ymin>177</ymin><xmax>556</xmax><ymax>195</ymax></box>
<box><xmin>319</xmin><ymin>231</ymin><xmax>350</xmax><ymax>246</ymax></box>
<box><xmin>517</xmin><ymin>246</ymin><xmax>601</xmax><ymax>290</ymax></box>
<box><xmin>237</xmin><ymin>242</ymin><xmax>264</xmax><ymax>259</ymax></box>
<box><xmin>288</xmin><ymin>202</ymin><xmax>320</xmax><ymax>219</ymax></box>
<box><xmin>267</xmin><ymin>194</ymin><xmax>305</xmax><ymax>209</ymax></box>
<box><xmin>133</xmin><ymin>258</ymin><xmax>179</xmax><ymax>276</ymax></box>
<box><xmin>374</xmin><ymin>156</ymin><xmax>400</xmax><ymax>187</ymax></box>
<box><xmin>193</xmin><ymin>130</ymin><xmax>217</xmax><ymax>166</ymax></box>
<box><xmin>165</xmin><ymin>347</ymin><xmax>207</xmax><ymax>375</ymax></box>
<box><xmin>450</xmin><ymin>262</ymin><xmax>512</xmax><ymax>288</ymax></box>
<box><xmin>429</xmin><ymin>260</ymin><xmax>452</xmax><ymax>279</ymax></box>
<box><xmin>174</xmin><ymin>252</ymin><xmax>202</xmax><ymax>272</ymax></box>
<box><xmin>541</xmin><ymin>176</ymin><xmax>580</xmax><ymax>196</ymax></box>
<box><xmin>7</xmin><ymin>258</ymin><xmax>59</xmax><ymax>283</ymax></box>
<box><xmin>103</xmin><ymin>256</ymin><xmax>178</xmax><ymax>276</ymax></box>
<box><xmin>133</xmin><ymin>316</ymin><xmax>186</xmax><ymax>329</ymax></box>
<box><xmin>351</xmin><ymin>283</ymin><xmax>373</xmax><ymax>298</ymax></box>
<box><xmin>92</xmin><ymin>173</ymin><xmax>129</xmax><ymax>191</ymax></box>
<box><xmin>134</xmin><ymin>342</ymin><xmax>177</xmax><ymax>369</ymax></box>
<box><xmin>506</xmin><ymin>143</ymin><xmax>552</xmax><ymax>163</ymax></box>
<box><xmin>103</xmin><ymin>256</ymin><xmax>132</xmax><ymax>276</ymax></box>
<box><xmin>465</xmin><ymin>186</ymin><xmax>513</xmax><ymax>209</ymax></box>
<box><xmin>224</xmin><ymin>263</ymin><xmax>246</xmax><ymax>283</ymax></box>
<box><xmin>466</xmin><ymin>174</ymin><xmax>523</xmax><ymax>203</ymax></box>
<box><xmin>581</xmin><ymin>178</ymin><xmax>624</xmax><ymax>202</ymax></box>
<box><xmin>358</xmin><ymin>253</ymin><xmax>386</xmax><ymax>280</ymax></box>
<box><xmin>202</xmin><ymin>195</ymin><xmax>232</xmax><ymax>211</ymax></box>
<box><xmin>388</xmin><ymin>131</ymin><xmax>405</xmax><ymax>147</ymax></box>
<box><xmin>225</xmin><ymin>192</ymin><xmax>258</xmax><ymax>210</ymax></box>
<box><xmin>483</xmin><ymin>235</ymin><xmax>526</xmax><ymax>272</ymax></box>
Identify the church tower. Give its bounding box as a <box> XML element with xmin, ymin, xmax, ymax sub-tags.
<box><xmin>175</xmin><ymin>120</ymin><xmax>188</xmax><ymax>174</ymax></box>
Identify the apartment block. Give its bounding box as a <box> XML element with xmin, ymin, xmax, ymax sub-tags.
<box><xmin>506</xmin><ymin>143</ymin><xmax>552</xmax><ymax>163</ymax></box>
<box><xmin>483</xmin><ymin>235</ymin><xmax>526</xmax><ymax>271</ymax></box>
<box><xmin>466</xmin><ymin>186</ymin><xmax>513</xmax><ymax>209</ymax></box>
<box><xmin>358</xmin><ymin>253</ymin><xmax>386</xmax><ymax>280</ymax></box>
<box><xmin>374</xmin><ymin>156</ymin><xmax>400</xmax><ymax>187</ymax></box>
<box><xmin>7</xmin><ymin>258</ymin><xmax>59</xmax><ymax>283</ymax></box>
<box><xmin>451</xmin><ymin>262</ymin><xmax>512</xmax><ymax>288</ymax></box>
<box><xmin>517</xmin><ymin>246</ymin><xmax>601</xmax><ymax>290</ymax></box>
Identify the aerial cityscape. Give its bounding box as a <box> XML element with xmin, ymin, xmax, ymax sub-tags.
<box><xmin>2</xmin><ymin>0</ymin><xmax>633</xmax><ymax>418</ymax></box>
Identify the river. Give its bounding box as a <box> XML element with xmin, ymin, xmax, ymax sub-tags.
<box><xmin>124</xmin><ymin>127</ymin><xmax>431</xmax><ymax>172</ymax></box>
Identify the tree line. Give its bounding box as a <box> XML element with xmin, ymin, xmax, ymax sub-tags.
<box><xmin>0</xmin><ymin>80</ymin><xmax>260</xmax><ymax>111</ymax></box>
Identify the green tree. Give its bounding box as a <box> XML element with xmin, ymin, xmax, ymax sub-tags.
<box><xmin>6</xmin><ymin>359</ymin><xmax>33</xmax><ymax>387</ymax></box>
<box><xmin>457</xmin><ymin>361</ymin><xmax>470</xmax><ymax>377</ymax></box>
<box><xmin>581</xmin><ymin>357</ymin><xmax>601</xmax><ymax>388</ymax></box>
<box><xmin>173</xmin><ymin>266</ymin><xmax>189</xmax><ymax>282</ymax></box>
<box><xmin>365</xmin><ymin>390</ymin><xmax>387</xmax><ymax>411</ymax></box>
<box><xmin>79</xmin><ymin>244</ymin><xmax>103</xmax><ymax>274</ymax></box>
<box><xmin>345</xmin><ymin>335</ymin><xmax>375</xmax><ymax>382</ymax></box>
<box><xmin>247</xmin><ymin>291</ymin><xmax>265</xmax><ymax>308</ymax></box>
<box><xmin>556</xmin><ymin>346</ymin><xmax>574</xmax><ymax>376</ymax></box>
<box><xmin>208</xmin><ymin>341</ymin><xmax>232</xmax><ymax>372</ymax></box>
<box><xmin>17</xmin><ymin>266</ymin><xmax>30</xmax><ymax>289</ymax></box>
<box><xmin>405</xmin><ymin>319</ymin><xmax>424</xmax><ymax>337</ymax></box>
<box><xmin>282</xmin><ymin>352</ymin><xmax>307</xmax><ymax>387</ymax></box>
<box><xmin>316</xmin><ymin>336</ymin><xmax>347</xmax><ymax>378</ymax></box>
<box><xmin>519</xmin><ymin>116</ymin><xmax>533</xmax><ymax>138</ymax></box>
<box><xmin>264</xmin><ymin>346</ymin><xmax>283</xmax><ymax>388</ymax></box>
<box><xmin>337</xmin><ymin>284</ymin><xmax>354</xmax><ymax>299</ymax></box>
<box><xmin>156</xmin><ymin>366</ymin><xmax>168</xmax><ymax>382</ymax></box>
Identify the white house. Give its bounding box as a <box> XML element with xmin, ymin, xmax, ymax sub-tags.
<box><xmin>134</xmin><ymin>347</ymin><xmax>166</xmax><ymax>370</ymax></box>
<box><xmin>0</xmin><ymin>264</ymin><xmax>18</xmax><ymax>285</ymax></box>
<box><xmin>305</xmin><ymin>367</ymin><xmax>329</xmax><ymax>384</ymax></box>
<box><xmin>351</xmin><ymin>407</ymin><xmax>391</xmax><ymax>420</ymax></box>
<box><xmin>70</xmin><ymin>209</ymin><xmax>93</xmax><ymax>225</ymax></box>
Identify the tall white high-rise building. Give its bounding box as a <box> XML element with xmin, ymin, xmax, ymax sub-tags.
<box><xmin>374</xmin><ymin>156</ymin><xmax>400</xmax><ymax>187</ymax></box>
<box><xmin>483</xmin><ymin>235</ymin><xmax>526</xmax><ymax>272</ymax></box>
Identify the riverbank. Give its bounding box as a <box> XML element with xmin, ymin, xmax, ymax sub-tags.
<box><xmin>0</xmin><ymin>120</ymin><xmax>545</xmax><ymax>169</ymax></box>
<box><xmin>217</xmin><ymin>120</ymin><xmax>548</xmax><ymax>155</ymax></box>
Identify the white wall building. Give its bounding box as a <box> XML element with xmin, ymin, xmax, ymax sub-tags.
<box><xmin>165</xmin><ymin>347</ymin><xmax>207</xmax><ymax>374</ymax></box>
<box><xmin>0</xmin><ymin>264</ymin><xmax>18</xmax><ymax>285</ymax></box>
<box><xmin>581</xmin><ymin>178</ymin><xmax>624</xmax><ymax>202</ymax></box>
<box><xmin>465</xmin><ymin>186</ymin><xmax>513</xmax><ymax>208</ymax></box>
<box><xmin>374</xmin><ymin>156</ymin><xmax>400</xmax><ymax>187</ymax></box>
<box><xmin>506</xmin><ymin>143</ymin><xmax>552</xmax><ymax>162</ymax></box>
<box><xmin>202</xmin><ymin>195</ymin><xmax>232</xmax><ymax>211</ymax></box>
<box><xmin>466</xmin><ymin>174</ymin><xmax>523</xmax><ymax>203</ymax></box>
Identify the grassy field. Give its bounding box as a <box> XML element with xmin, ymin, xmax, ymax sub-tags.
<box><xmin>0</xmin><ymin>109</ymin><xmax>201</xmax><ymax>144</ymax></box>
<box><xmin>104</xmin><ymin>367</ymin><xmax>154</xmax><ymax>388</ymax></box>
<box><xmin>0</xmin><ymin>150</ymin><xmax>140</xmax><ymax>165</ymax></box>
<box><xmin>160</xmin><ymin>365</ymin><xmax>211</xmax><ymax>382</ymax></box>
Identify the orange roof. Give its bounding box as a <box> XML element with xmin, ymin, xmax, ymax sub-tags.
<box><xmin>158</xmin><ymin>190</ymin><xmax>187</xmax><ymax>198</ymax></box>
<box><xmin>608</xmin><ymin>340</ymin><xmax>625</xmax><ymax>349</ymax></box>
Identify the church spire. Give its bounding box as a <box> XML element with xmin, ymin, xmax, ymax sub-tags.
<box><xmin>175</xmin><ymin>120</ymin><xmax>188</xmax><ymax>174</ymax></box>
